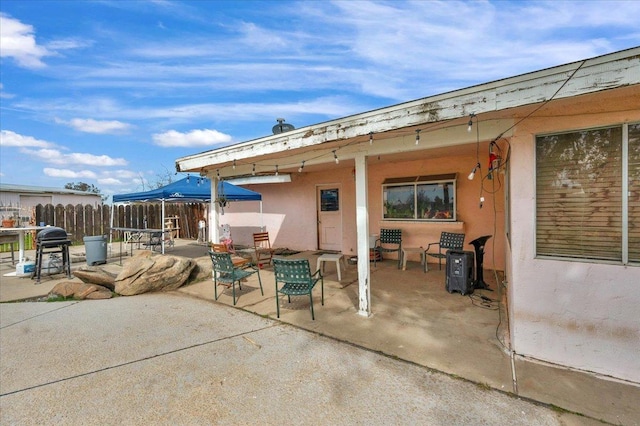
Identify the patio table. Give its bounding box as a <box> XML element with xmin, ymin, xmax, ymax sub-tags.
<box><xmin>316</xmin><ymin>253</ymin><xmax>346</xmax><ymax>281</ymax></box>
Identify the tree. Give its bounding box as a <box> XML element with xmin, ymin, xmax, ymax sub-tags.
<box><xmin>64</xmin><ymin>182</ymin><xmax>101</xmax><ymax>194</ymax></box>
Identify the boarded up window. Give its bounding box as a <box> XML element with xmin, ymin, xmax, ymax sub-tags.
<box><xmin>536</xmin><ymin>123</ymin><xmax>638</xmax><ymax>264</ymax></box>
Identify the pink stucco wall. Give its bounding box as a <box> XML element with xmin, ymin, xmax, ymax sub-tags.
<box><xmin>508</xmin><ymin>86</ymin><xmax>640</xmax><ymax>382</ymax></box>
<box><xmin>223</xmin><ymin>144</ymin><xmax>506</xmax><ymax>271</ymax></box>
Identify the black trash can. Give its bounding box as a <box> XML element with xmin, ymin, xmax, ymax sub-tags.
<box><xmin>83</xmin><ymin>235</ymin><xmax>107</xmax><ymax>266</ymax></box>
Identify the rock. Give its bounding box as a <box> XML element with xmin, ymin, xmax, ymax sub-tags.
<box><xmin>114</xmin><ymin>251</ymin><xmax>196</xmax><ymax>296</ymax></box>
<box><xmin>187</xmin><ymin>256</ymin><xmax>213</xmax><ymax>284</ymax></box>
<box><xmin>84</xmin><ymin>286</ymin><xmax>113</xmax><ymax>299</ymax></box>
<box><xmin>73</xmin><ymin>266</ymin><xmax>117</xmax><ymax>291</ymax></box>
<box><xmin>49</xmin><ymin>281</ymin><xmax>113</xmax><ymax>300</ymax></box>
<box><xmin>49</xmin><ymin>281</ymin><xmax>82</xmax><ymax>298</ymax></box>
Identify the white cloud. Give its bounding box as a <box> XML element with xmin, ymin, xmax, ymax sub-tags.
<box><xmin>0</xmin><ymin>13</ymin><xmax>51</xmax><ymax>68</ymax></box>
<box><xmin>24</xmin><ymin>148</ymin><xmax>128</xmax><ymax>167</ymax></box>
<box><xmin>0</xmin><ymin>130</ymin><xmax>56</xmax><ymax>148</ymax></box>
<box><xmin>43</xmin><ymin>168</ymin><xmax>97</xmax><ymax>179</ymax></box>
<box><xmin>152</xmin><ymin>129</ymin><xmax>233</xmax><ymax>147</ymax></box>
<box><xmin>97</xmin><ymin>177</ymin><xmax>123</xmax><ymax>185</ymax></box>
<box><xmin>57</xmin><ymin>117</ymin><xmax>133</xmax><ymax>134</ymax></box>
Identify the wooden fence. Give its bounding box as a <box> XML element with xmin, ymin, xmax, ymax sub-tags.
<box><xmin>0</xmin><ymin>203</ymin><xmax>207</xmax><ymax>251</ymax></box>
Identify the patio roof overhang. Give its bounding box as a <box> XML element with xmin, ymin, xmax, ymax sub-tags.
<box><xmin>175</xmin><ymin>47</ymin><xmax>640</xmax><ymax>179</ymax></box>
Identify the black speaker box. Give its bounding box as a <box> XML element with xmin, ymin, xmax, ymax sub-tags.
<box><xmin>445</xmin><ymin>250</ymin><xmax>475</xmax><ymax>295</ymax></box>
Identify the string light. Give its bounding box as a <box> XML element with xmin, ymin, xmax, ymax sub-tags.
<box><xmin>252</xmin><ymin>164</ymin><xmax>256</xmax><ymax>175</ymax></box>
<box><xmin>369</xmin><ymin>131</ymin><xmax>373</xmax><ymax>145</ymax></box>
<box><xmin>467</xmin><ymin>113</ymin><xmax>476</xmax><ymax>132</ymax></box>
<box><xmin>216</xmin><ymin>169</ymin><xmax>220</xmax><ymax>179</ymax></box>
<box><xmin>275</xmin><ymin>165</ymin><xmax>279</xmax><ymax>176</ymax></box>
<box><xmin>415</xmin><ymin>129</ymin><xmax>421</xmax><ymax>145</ymax></box>
<box><xmin>298</xmin><ymin>160</ymin><xmax>305</xmax><ymax>173</ymax></box>
<box><xmin>186</xmin><ymin>174</ymin><xmax>190</xmax><ymax>183</ymax></box>
<box><xmin>468</xmin><ymin>162</ymin><xmax>480</xmax><ymax>180</ymax></box>
<box><xmin>232</xmin><ymin>159</ymin><xmax>236</xmax><ymax>170</ymax></box>
<box><xmin>333</xmin><ymin>150</ymin><xmax>339</xmax><ymax>164</ymax></box>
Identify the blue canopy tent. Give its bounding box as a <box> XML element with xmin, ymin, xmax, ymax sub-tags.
<box><xmin>112</xmin><ymin>177</ymin><xmax>262</xmax><ymax>253</ymax></box>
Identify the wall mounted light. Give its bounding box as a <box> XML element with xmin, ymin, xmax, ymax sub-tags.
<box><xmin>415</xmin><ymin>129</ymin><xmax>421</xmax><ymax>145</ymax></box>
<box><xmin>298</xmin><ymin>161</ymin><xmax>305</xmax><ymax>173</ymax></box>
<box><xmin>252</xmin><ymin>164</ymin><xmax>256</xmax><ymax>176</ymax></box>
<box><xmin>232</xmin><ymin>159</ymin><xmax>236</xmax><ymax>170</ymax></box>
<box><xmin>369</xmin><ymin>131</ymin><xmax>373</xmax><ymax>145</ymax></box>
<box><xmin>275</xmin><ymin>165</ymin><xmax>279</xmax><ymax>176</ymax></box>
<box><xmin>333</xmin><ymin>150</ymin><xmax>339</xmax><ymax>164</ymax></box>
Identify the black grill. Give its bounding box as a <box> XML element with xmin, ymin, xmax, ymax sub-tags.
<box><xmin>33</xmin><ymin>227</ymin><xmax>72</xmax><ymax>283</ymax></box>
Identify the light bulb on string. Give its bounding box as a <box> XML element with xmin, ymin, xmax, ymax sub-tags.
<box><xmin>468</xmin><ymin>163</ymin><xmax>480</xmax><ymax>180</ymax></box>
<box><xmin>252</xmin><ymin>164</ymin><xmax>256</xmax><ymax>176</ymax></box>
<box><xmin>186</xmin><ymin>174</ymin><xmax>190</xmax><ymax>183</ymax></box>
<box><xmin>232</xmin><ymin>159</ymin><xmax>236</xmax><ymax>170</ymax></box>
<box><xmin>275</xmin><ymin>165</ymin><xmax>279</xmax><ymax>176</ymax></box>
<box><xmin>467</xmin><ymin>113</ymin><xmax>475</xmax><ymax>133</ymax></box>
<box><xmin>298</xmin><ymin>160</ymin><xmax>305</xmax><ymax>173</ymax></box>
<box><xmin>369</xmin><ymin>132</ymin><xmax>373</xmax><ymax>145</ymax></box>
<box><xmin>216</xmin><ymin>169</ymin><xmax>220</xmax><ymax>180</ymax></box>
<box><xmin>333</xmin><ymin>151</ymin><xmax>339</xmax><ymax>164</ymax></box>
<box><xmin>415</xmin><ymin>129</ymin><xmax>421</xmax><ymax>145</ymax></box>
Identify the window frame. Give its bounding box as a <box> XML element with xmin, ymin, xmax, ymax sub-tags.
<box><xmin>382</xmin><ymin>174</ymin><xmax>457</xmax><ymax>222</ymax></box>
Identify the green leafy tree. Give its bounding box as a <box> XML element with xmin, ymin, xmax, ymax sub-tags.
<box><xmin>64</xmin><ymin>182</ymin><xmax>101</xmax><ymax>194</ymax></box>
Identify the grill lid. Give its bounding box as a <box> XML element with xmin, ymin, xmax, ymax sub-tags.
<box><xmin>36</xmin><ymin>227</ymin><xmax>69</xmax><ymax>241</ymax></box>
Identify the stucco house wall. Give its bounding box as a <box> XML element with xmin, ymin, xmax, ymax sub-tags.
<box><xmin>508</xmin><ymin>85</ymin><xmax>640</xmax><ymax>382</ymax></box>
<box><xmin>223</xmin><ymin>145</ymin><xmax>506</xmax><ymax>270</ymax></box>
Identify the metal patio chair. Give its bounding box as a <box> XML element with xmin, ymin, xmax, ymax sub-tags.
<box><xmin>374</xmin><ymin>228</ymin><xmax>403</xmax><ymax>269</ymax></box>
<box><xmin>209</xmin><ymin>251</ymin><xmax>263</xmax><ymax>306</ymax></box>
<box><xmin>273</xmin><ymin>258</ymin><xmax>324</xmax><ymax>320</ymax></box>
<box><xmin>424</xmin><ymin>232</ymin><xmax>465</xmax><ymax>272</ymax></box>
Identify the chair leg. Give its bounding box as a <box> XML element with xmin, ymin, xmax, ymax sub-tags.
<box><xmin>232</xmin><ymin>281</ymin><xmax>237</xmax><ymax>306</ymax></box>
<box><xmin>309</xmin><ymin>292</ymin><xmax>315</xmax><ymax>320</ymax></box>
<box><xmin>256</xmin><ymin>270</ymin><xmax>263</xmax><ymax>296</ymax></box>
<box><xmin>276</xmin><ymin>286</ymin><xmax>280</xmax><ymax>318</ymax></box>
<box><xmin>214</xmin><ymin>277</ymin><xmax>219</xmax><ymax>301</ymax></box>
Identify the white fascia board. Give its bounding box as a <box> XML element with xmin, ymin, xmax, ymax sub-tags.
<box><xmin>176</xmin><ymin>48</ymin><xmax>640</xmax><ymax>174</ymax></box>
<box><xmin>226</xmin><ymin>174</ymin><xmax>292</xmax><ymax>185</ymax></box>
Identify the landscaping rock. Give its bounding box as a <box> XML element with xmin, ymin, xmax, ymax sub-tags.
<box><xmin>73</xmin><ymin>266</ymin><xmax>117</xmax><ymax>291</ymax></box>
<box><xmin>187</xmin><ymin>256</ymin><xmax>213</xmax><ymax>284</ymax></box>
<box><xmin>84</xmin><ymin>286</ymin><xmax>113</xmax><ymax>300</ymax></box>
<box><xmin>114</xmin><ymin>251</ymin><xmax>196</xmax><ymax>296</ymax></box>
<box><xmin>49</xmin><ymin>281</ymin><xmax>113</xmax><ymax>300</ymax></box>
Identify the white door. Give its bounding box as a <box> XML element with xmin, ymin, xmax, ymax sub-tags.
<box><xmin>317</xmin><ymin>185</ymin><xmax>342</xmax><ymax>252</ymax></box>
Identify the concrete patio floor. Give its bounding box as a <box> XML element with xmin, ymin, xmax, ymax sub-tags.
<box><xmin>1</xmin><ymin>239</ymin><xmax>638</xmax><ymax>425</ymax></box>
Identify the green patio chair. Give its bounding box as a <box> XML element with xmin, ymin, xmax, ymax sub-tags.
<box><xmin>424</xmin><ymin>232</ymin><xmax>465</xmax><ymax>271</ymax></box>
<box><xmin>273</xmin><ymin>258</ymin><xmax>324</xmax><ymax>320</ymax></box>
<box><xmin>374</xmin><ymin>228</ymin><xmax>403</xmax><ymax>269</ymax></box>
<box><xmin>209</xmin><ymin>251</ymin><xmax>263</xmax><ymax>306</ymax></box>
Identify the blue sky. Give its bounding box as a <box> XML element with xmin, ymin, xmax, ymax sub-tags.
<box><xmin>1</xmin><ymin>0</ymin><xmax>639</xmax><ymax>200</ymax></box>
